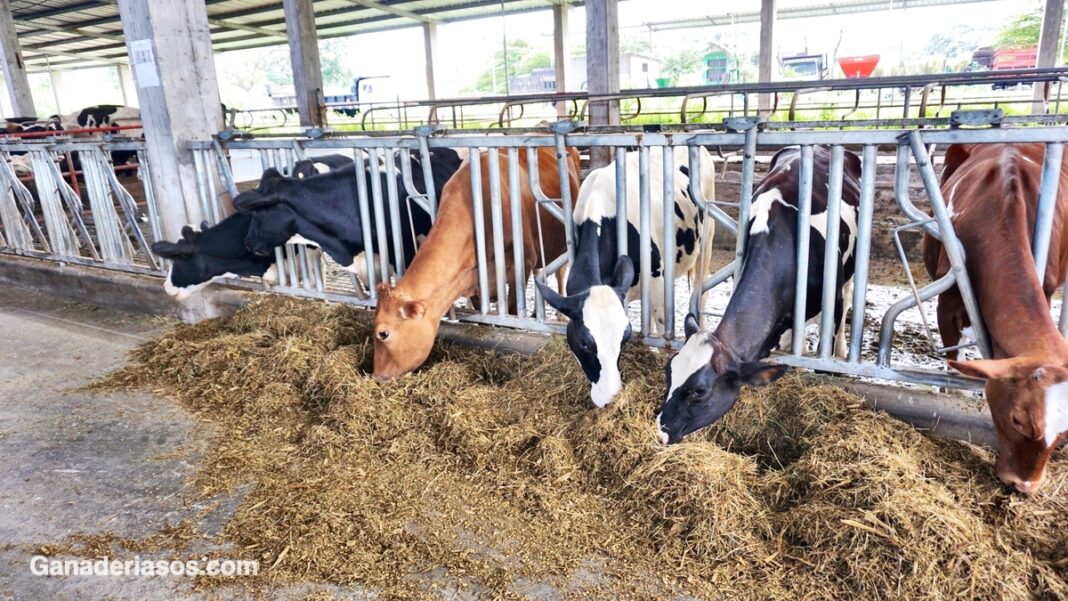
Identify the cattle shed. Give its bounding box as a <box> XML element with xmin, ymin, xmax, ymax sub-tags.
<box><xmin>4</xmin><ymin>0</ymin><xmax>1068</xmax><ymax>599</ymax></box>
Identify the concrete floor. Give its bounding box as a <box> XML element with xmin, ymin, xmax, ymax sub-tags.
<box><xmin>0</xmin><ymin>287</ymin><xmax>357</xmax><ymax>600</ymax></box>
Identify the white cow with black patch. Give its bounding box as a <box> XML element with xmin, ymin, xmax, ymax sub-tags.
<box><xmin>658</xmin><ymin>145</ymin><xmax>862</xmax><ymax>444</ymax></box>
<box><xmin>536</xmin><ymin>146</ymin><xmax>716</xmax><ymax>407</ymax></box>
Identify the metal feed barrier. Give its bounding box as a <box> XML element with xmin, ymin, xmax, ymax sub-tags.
<box><xmin>0</xmin><ymin>137</ymin><xmax>161</xmax><ymax>274</ymax></box>
<box><xmin>5</xmin><ymin>114</ymin><xmax>1068</xmax><ymax>394</ymax></box>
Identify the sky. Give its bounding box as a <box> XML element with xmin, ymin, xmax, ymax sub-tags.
<box><xmin>0</xmin><ymin>0</ymin><xmax>1042</xmax><ymax>116</ymax></box>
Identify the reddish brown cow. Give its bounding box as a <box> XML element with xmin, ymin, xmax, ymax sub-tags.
<box><xmin>372</xmin><ymin>146</ymin><xmax>579</xmax><ymax>380</ymax></box>
<box><xmin>923</xmin><ymin>142</ymin><xmax>1068</xmax><ymax>494</ymax></box>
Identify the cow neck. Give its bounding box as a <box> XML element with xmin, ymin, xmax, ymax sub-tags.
<box><xmin>392</xmin><ymin>184</ymin><xmax>478</xmax><ymax>320</ymax></box>
<box><xmin>565</xmin><ymin>220</ymin><xmax>610</xmax><ymax>295</ymax></box>
<box><xmin>713</xmin><ymin>227</ymin><xmax>796</xmax><ymax>365</ymax></box>
<box><xmin>968</xmin><ymin>202</ymin><xmax>1068</xmax><ymax>361</ymax></box>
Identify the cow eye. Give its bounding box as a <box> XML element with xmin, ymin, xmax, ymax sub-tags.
<box><xmin>689</xmin><ymin>387</ymin><xmax>707</xmax><ymax>399</ymax></box>
<box><xmin>377</xmin><ymin>330</ymin><xmax>390</xmax><ymax>342</ymax></box>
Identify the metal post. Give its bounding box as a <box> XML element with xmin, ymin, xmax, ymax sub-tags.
<box><xmin>638</xmin><ymin>145</ymin><xmax>652</xmax><ymax>334</ymax></box>
<box><xmin>353</xmin><ymin>150</ymin><xmax>378</xmax><ymax>296</ymax></box>
<box><xmin>906</xmin><ymin>130</ymin><xmax>992</xmax><ymax>359</ymax></box>
<box><xmin>791</xmin><ymin>145</ymin><xmax>814</xmax><ymax>355</ymax></box>
<box><xmin>848</xmin><ymin>144</ymin><xmax>877</xmax><ymax>363</ymax></box>
<box><xmin>1032</xmin><ymin>142</ymin><xmax>1063</xmax><ymax>278</ymax></box>
<box><xmin>553</xmin><ymin>127</ymin><xmax>576</xmax><ymax>265</ymax></box>
<box><xmin>469</xmin><ymin>148</ymin><xmax>490</xmax><ymax>315</ymax></box>
<box><xmin>423</xmin><ymin>22</ymin><xmax>438</xmax><ymax>100</ymax></box>
<box><xmin>661</xmin><ymin>146</ymin><xmax>676</xmax><ymax>339</ymax></box>
<box><xmin>615</xmin><ymin>146</ymin><xmax>627</xmax><ymax>257</ymax></box>
<box><xmin>383</xmin><ymin>153</ymin><xmax>406</xmax><ymax>277</ymax></box>
<box><xmin>736</xmin><ymin>124</ymin><xmax>758</xmax><ymax>281</ymax></box>
<box><xmin>487</xmin><ymin>149</ymin><xmax>508</xmax><ymax>316</ymax></box>
<box><xmin>507</xmin><ymin>147</ymin><xmax>526</xmax><ymax>316</ymax></box>
<box><xmin>818</xmin><ymin>145</ymin><xmax>844</xmax><ymax>358</ymax></box>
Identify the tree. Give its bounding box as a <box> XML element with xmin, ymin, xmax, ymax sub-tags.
<box><xmin>659</xmin><ymin>49</ymin><xmax>702</xmax><ymax>85</ymax></box>
<box><xmin>319</xmin><ymin>38</ymin><xmax>354</xmax><ymax>87</ymax></box>
<box><xmin>996</xmin><ymin>3</ymin><xmax>1067</xmax><ymax>61</ymax></box>
<box><xmin>471</xmin><ymin>39</ymin><xmax>552</xmax><ymax>94</ymax></box>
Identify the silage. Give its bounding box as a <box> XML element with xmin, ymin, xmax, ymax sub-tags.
<box><xmin>93</xmin><ymin>296</ymin><xmax>1068</xmax><ymax>600</ymax></box>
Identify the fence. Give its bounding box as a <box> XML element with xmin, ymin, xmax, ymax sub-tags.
<box><xmin>221</xmin><ymin>68</ymin><xmax>1068</xmax><ymax>132</ymax></box>
<box><xmin>4</xmin><ymin>113</ymin><xmax>1068</xmax><ymax>394</ymax></box>
<box><xmin>0</xmin><ymin>137</ymin><xmax>161</xmax><ymax>274</ymax></box>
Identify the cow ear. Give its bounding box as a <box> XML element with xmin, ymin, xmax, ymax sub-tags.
<box><xmin>200</xmin><ymin>220</ymin><xmax>210</xmax><ymax>232</ymax></box>
<box><xmin>684</xmin><ymin>313</ymin><xmax>700</xmax><ymax>340</ymax></box>
<box><xmin>949</xmin><ymin>357</ymin><xmax>1037</xmax><ymax>381</ymax></box>
<box><xmin>401</xmin><ymin>300</ymin><xmax>425</xmax><ymax>320</ymax></box>
<box><xmin>736</xmin><ymin>362</ymin><xmax>788</xmax><ymax>388</ymax></box>
<box><xmin>181</xmin><ymin>225</ymin><xmax>197</xmax><ymax>242</ymax></box>
<box><xmin>535</xmin><ymin>278</ymin><xmax>582</xmax><ymax>319</ymax></box>
<box><xmin>259</xmin><ymin>167</ymin><xmax>285</xmax><ymax>187</ymax></box>
<box><xmin>610</xmin><ymin>255</ymin><xmax>634</xmax><ymax>300</ymax></box>
<box><xmin>152</xmin><ymin>240</ymin><xmax>192</xmax><ymax>258</ymax></box>
<box><xmin>233</xmin><ymin>190</ymin><xmax>280</xmax><ymax>211</ymax></box>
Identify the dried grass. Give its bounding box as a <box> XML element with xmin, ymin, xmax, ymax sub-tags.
<box><xmin>94</xmin><ymin>296</ymin><xmax>1068</xmax><ymax>599</ymax></box>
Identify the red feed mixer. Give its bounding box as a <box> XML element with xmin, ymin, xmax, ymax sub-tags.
<box><xmin>838</xmin><ymin>55</ymin><xmax>880</xmax><ymax>78</ymax></box>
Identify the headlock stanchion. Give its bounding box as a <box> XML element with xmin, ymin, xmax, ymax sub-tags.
<box><xmin>7</xmin><ymin>115</ymin><xmax>1068</xmax><ymax>397</ymax></box>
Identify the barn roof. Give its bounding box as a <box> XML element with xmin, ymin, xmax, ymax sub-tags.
<box><xmin>11</xmin><ymin>0</ymin><xmax>581</xmax><ymax>73</ymax></box>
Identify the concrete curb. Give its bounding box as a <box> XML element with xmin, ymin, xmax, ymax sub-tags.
<box><xmin>0</xmin><ymin>253</ymin><xmax>996</xmax><ymax>447</ymax></box>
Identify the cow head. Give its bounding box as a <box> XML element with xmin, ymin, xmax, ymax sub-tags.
<box><xmin>234</xmin><ymin>168</ymin><xmax>303</xmax><ymax>256</ymax></box>
<box><xmin>535</xmin><ymin>256</ymin><xmax>634</xmax><ymax>407</ymax></box>
<box><xmin>950</xmin><ymin>357</ymin><xmax>1068</xmax><ymax>494</ymax></box>
<box><xmin>372</xmin><ymin>283</ymin><xmax>436</xmax><ymax>380</ymax></box>
<box><xmin>656</xmin><ymin>314</ymin><xmax>787</xmax><ymax>444</ymax></box>
<box><xmin>153</xmin><ymin>218</ymin><xmax>273</xmax><ymax>302</ymax></box>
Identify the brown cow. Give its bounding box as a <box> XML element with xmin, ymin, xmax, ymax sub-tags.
<box><xmin>372</xmin><ymin>146</ymin><xmax>579</xmax><ymax>380</ymax></box>
<box><xmin>923</xmin><ymin>142</ymin><xmax>1068</xmax><ymax>494</ymax></box>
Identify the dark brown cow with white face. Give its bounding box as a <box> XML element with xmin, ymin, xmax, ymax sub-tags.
<box><xmin>923</xmin><ymin>143</ymin><xmax>1068</xmax><ymax>494</ymax></box>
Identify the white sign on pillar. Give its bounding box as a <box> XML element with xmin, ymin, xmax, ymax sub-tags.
<box><xmin>129</xmin><ymin>39</ymin><xmax>161</xmax><ymax>88</ymax></box>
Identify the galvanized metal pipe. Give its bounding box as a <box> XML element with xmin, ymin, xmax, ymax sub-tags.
<box><xmin>615</xmin><ymin>146</ymin><xmax>627</xmax><ymax>257</ymax></box>
<box><xmin>383</xmin><ymin>153</ymin><xmax>406</xmax><ymax>277</ymax></box>
<box><xmin>878</xmin><ymin>271</ymin><xmax>958</xmax><ymax>367</ymax></box>
<box><xmin>661</xmin><ymin>146</ymin><xmax>676</xmax><ymax>339</ymax></box>
<box><xmin>818</xmin><ymin>145</ymin><xmax>845</xmax><ymax>359</ymax></box>
<box><xmin>848</xmin><ymin>144</ymin><xmax>878</xmax><ymax>363</ymax></box>
<box><xmin>487</xmin><ymin>148</ymin><xmax>509</xmax><ymax>316</ymax></box>
<box><xmin>353</xmin><ymin>149</ymin><xmax>377</xmax><ymax>296</ymax></box>
<box><xmin>553</xmin><ymin>130</ymin><xmax>576</xmax><ymax>265</ymax></box>
<box><xmin>736</xmin><ymin>124</ymin><xmax>758</xmax><ymax>281</ymax></box>
<box><xmin>469</xmin><ymin>148</ymin><xmax>491</xmax><ymax>315</ymax></box>
<box><xmin>791</xmin><ymin>145</ymin><xmax>815</xmax><ymax>355</ymax></box>
<box><xmin>638</xmin><ymin>145</ymin><xmax>652</xmax><ymax>335</ymax></box>
<box><xmin>906</xmin><ymin>131</ymin><xmax>993</xmax><ymax>359</ymax></box>
<box><xmin>367</xmin><ymin>147</ymin><xmax>392</xmax><ymax>284</ymax></box>
<box><xmin>416</xmin><ymin>132</ymin><xmax>438</xmax><ymax>217</ymax></box>
<box><xmin>893</xmin><ymin>144</ymin><xmax>941</xmax><ymax>240</ymax></box>
<box><xmin>1032</xmin><ymin>142</ymin><xmax>1063</xmax><ymax>278</ymax></box>
<box><xmin>507</xmin><ymin>147</ymin><xmax>526</xmax><ymax>317</ymax></box>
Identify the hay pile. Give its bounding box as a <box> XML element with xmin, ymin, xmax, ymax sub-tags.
<box><xmin>97</xmin><ymin>296</ymin><xmax>1068</xmax><ymax>599</ymax></box>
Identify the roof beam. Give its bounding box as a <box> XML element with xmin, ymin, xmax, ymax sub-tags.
<box><xmin>335</xmin><ymin>0</ymin><xmax>436</xmax><ymax>23</ymax></box>
<box><xmin>206</xmin><ymin>17</ymin><xmax>288</xmax><ymax>40</ymax></box>
<box><xmin>13</xmin><ymin>19</ymin><xmax>125</xmax><ymax>44</ymax></box>
<box><xmin>23</xmin><ymin>47</ymin><xmax>125</xmax><ymax>66</ymax></box>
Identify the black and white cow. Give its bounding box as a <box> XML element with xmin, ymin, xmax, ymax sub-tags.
<box><xmin>152</xmin><ymin>214</ymin><xmax>277</xmax><ymax>302</ymax></box>
<box><xmin>51</xmin><ymin>105</ymin><xmax>141</xmax><ymax>135</ymax></box>
<box><xmin>657</xmin><ymin>145</ymin><xmax>862</xmax><ymax>444</ymax></box>
<box><xmin>292</xmin><ymin>154</ymin><xmax>355</xmax><ymax>178</ymax></box>
<box><xmin>234</xmin><ymin>147</ymin><xmax>462</xmax><ymax>287</ymax></box>
<box><xmin>535</xmin><ymin>146</ymin><xmax>717</xmax><ymax>407</ymax></box>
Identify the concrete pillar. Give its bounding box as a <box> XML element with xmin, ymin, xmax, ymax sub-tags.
<box><xmin>117</xmin><ymin>64</ymin><xmax>137</xmax><ymax>107</ymax></box>
<box><xmin>49</xmin><ymin>70</ymin><xmax>67</xmax><ymax>115</ymax></box>
<box><xmin>0</xmin><ymin>0</ymin><xmax>36</xmax><ymax>117</ymax></box>
<box><xmin>117</xmin><ymin>0</ymin><xmax>226</xmax><ymax>320</ymax></box>
<box><xmin>553</xmin><ymin>3</ymin><xmax>570</xmax><ymax>118</ymax></box>
<box><xmin>282</xmin><ymin>0</ymin><xmax>325</xmax><ymax>127</ymax></box>
<box><xmin>758</xmin><ymin>0</ymin><xmax>776</xmax><ymax>114</ymax></box>
<box><xmin>1033</xmin><ymin>0</ymin><xmax>1065</xmax><ymax>112</ymax></box>
<box><xmin>423</xmin><ymin>22</ymin><xmax>438</xmax><ymax>100</ymax></box>
<box><xmin>116</xmin><ymin>0</ymin><xmax>222</xmax><ymax>240</ymax></box>
<box><xmin>585</xmin><ymin>0</ymin><xmax>619</xmax><ymax>168</ymax></box>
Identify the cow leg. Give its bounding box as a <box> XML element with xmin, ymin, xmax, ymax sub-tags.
<box><xmin>834</xmin><ymin>280</ymin><xmax>854</xmax><ymax>358</ymax></box>
<box><xmin>936</xmin><ymin>288</ymin><xmax>967</xmax><ymax>362</ymax></box>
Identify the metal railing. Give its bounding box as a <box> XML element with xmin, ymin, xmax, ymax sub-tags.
<box><xmin>6</xmin><ymin>111</ymin><xmax>1068</xmax><ymax>395</ymax></box>
<box><xmin>0</xmin><ymin>137</ymin><xmax>160</xmax><ymax>274</ymax></box>
<box><xmin>224</xmin><ymin>68</ymin><xmax>1068</xmax><ymax>133</ymax></box>
<box><xmin>179</xmin><ymin>114</ymin><xmax>1068</xmax><ymax>393</ymax></box>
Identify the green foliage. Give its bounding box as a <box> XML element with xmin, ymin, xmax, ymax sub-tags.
<box><xmin>471</xmin><ymin>39</ymin><xmax>553</xmax><ymax>94</ymax></box>
<box><xmin>660</xmin><ymin>49</ymin><xmax>703</xmax><ymax>84</ymax></box>
<box><xmin>995</xmin><ymin>3</ymin><xmax>1067</xmax><ymax>61</ymax></box>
